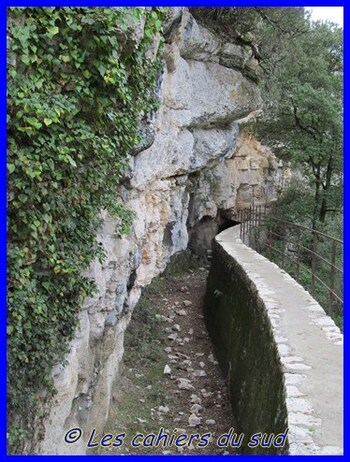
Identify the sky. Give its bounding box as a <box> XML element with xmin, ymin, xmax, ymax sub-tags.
<box><xmin>306</xmin><ymin>7</ymin><xmax>343</xmax><ymax>27</ymax></box>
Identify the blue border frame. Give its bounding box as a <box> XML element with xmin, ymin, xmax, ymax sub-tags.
<box><xmin>1</xmin><ymin>1</ymin><xmax>347</xmax><ymax>5</ymax></box>
<box><xmin>2</xmin><ymin>1</ymin><xmax>346</xmax><ymax>459</ymax></box>
<box><xmin>343</xmin><ymin>5</ymin><xmax>348</xmax><ymax>461</ymax></box>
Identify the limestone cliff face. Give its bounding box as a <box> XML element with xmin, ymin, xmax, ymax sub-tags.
<box><xmin>39</xmin><ymin>9</ymin><xmax>283</xmax><ymax>454</ymax></box>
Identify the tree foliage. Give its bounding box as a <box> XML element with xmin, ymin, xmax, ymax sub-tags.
<box><xmin>7</xmin><ymin>7</ymin><xmax>165</xmax><ymax>453</ymax></box>
<box><xmin>257</xmin><ymin>20</ymin><xmax>343</xmax><ymax>229</ymax></box>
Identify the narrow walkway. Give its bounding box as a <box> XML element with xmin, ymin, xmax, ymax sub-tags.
<box><xmin>102</xmin><ymin>266</ymin><xmax>237</xmax><ymax>455</ymax></box>
<box><xmin>216</xmin><ymin>226</ymin><xmax>343</xmax><ymax>455</ymax></box>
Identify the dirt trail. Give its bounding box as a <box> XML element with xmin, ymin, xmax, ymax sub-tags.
<box><xmin>101</xmin><ymin>266</ymin><xmax>237</xmax><ymax>455</ymax></box>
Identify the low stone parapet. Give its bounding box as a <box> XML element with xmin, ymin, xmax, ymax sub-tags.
<box><xmin>204</xmin><ymin>226</ymin><xmax>343</xmax><ymax>455</ymax></box>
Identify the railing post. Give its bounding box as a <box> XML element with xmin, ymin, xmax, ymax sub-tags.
<box><xmin>242</xmin><ymin>209</ymin><xmax>244</xmax><ymax>242</ymax></box>
<box><xmin>296</xmin><ymin>227</ymin><xmax>301</xmax><ymax>283</ymax></box>
<box><xmin>239</xmin><ymin>209</ymin><xmax>242</xmax><ymax>240</ymax></box>
<box><xmin>311</xmin><ymin>231</ymin><xmax>317</xmax><ymax>297</ymax></box>
<box><xmin>246</xmin><ymin>208</ymin><xmax>249</xmax><ymax>244</ymax></box>
<box><xmin>281</xmin><ymin>222</ymin><xmax>285</xmax><ymax>269</ymax></box>
<box><xmin>329</xmin><ymin>240</ymin><xmax>337</xmax><ymax>318</ymax></box>
<box><xmin>242</xmin><ymin>209</ymin><xmax>245</xmax><ymax>244</ymax></box>
<box><xmin>267</xmin><ymin>218</ymin><xmax>272</xmax><ymax>261</ymax></box>
<box><xmin>257</xmin><ymin>205</ymin><xmax>260</xmax><ymax>248</ymax></box>
<box><xmin>249</xmin><ymin>205</ymin><xmax>252</xmax><ymax>246</ymax></box>
<box><xmin>257</xmin><ymin>205</ymin><xmax>261</xmax><ymax>253</ymax></box>
<box><xmin>252</xmin><ymin>205</ymin><xmax>257</xmax><ymax>250</ymax></box>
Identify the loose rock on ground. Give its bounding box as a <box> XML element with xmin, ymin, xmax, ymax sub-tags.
<box><xmin>102</xmin><ymin>267</ymin><xmax>237</xmax><ymax>455</ymax></box>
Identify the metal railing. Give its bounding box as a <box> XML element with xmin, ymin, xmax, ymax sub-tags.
<box><xmin>239</xmin><ymin>205</ymin><xmax>343</xmax><ymax>320</ymax></box>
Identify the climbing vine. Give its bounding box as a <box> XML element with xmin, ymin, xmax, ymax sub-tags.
<box><xmin>7</xmin><ymin>7</ymin><xmax>165</xmax><ymax>453</ymax></box>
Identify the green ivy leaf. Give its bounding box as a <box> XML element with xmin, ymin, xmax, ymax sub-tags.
<box><xmin>97</xmin><ymin>64</ymin><xmax>106</xmax><ymax>77</ymax></box>
<box><xmin>42</xmin><ymin>281</ymin><xmax>50</xmax><ymax>291</ymax></box>
<box><xmin>26</xmin><ymin>117</ymin><xmax>42</xmax><ymax>130</ymax></box>
<box><xmin>8</xmin><ymin>164</ymin><xmax>15</xmax><ymax>174</ymax></box>
<box><xmin>18</xmin><ymin>194</ymin><xmax>28</xmax><ymax>204</ymax></box>
<box><xmin>7</xmin><ymin>325</ymin><xmax>14</xmax><ymax>335</ymax></box>
<box><xmin>47</xmin><ymin>26</ymin><xmax>59</xmax><ymax>37</ymax></box>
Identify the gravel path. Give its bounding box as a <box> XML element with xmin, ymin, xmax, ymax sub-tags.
<box><xmin>101</xmin><ymin>267</ymin><xmax>237</xmax><ymax>455</ymax></box>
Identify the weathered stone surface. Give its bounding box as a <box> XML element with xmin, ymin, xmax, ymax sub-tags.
<box><xmin>190</xmin><ymin>124</ymin><xmax>239</xmax><ymax>170</ymax></box>
<box><xmin>187</xmin><ymin>60</ymin><xmax>261</xmax><ymax>128</ymax></box>
<box><xmin>219</xmin><ymin>42</ymin><xmax>252</xmax><ymax>69</ymax></box>
<box><xmin>205</xmin><ymin>226</ymin><xmax>343</xmax><ymax>455</ymax></box>
<box><xmin>39</xmin><ymin>8</ymin><xmax>283</xmax><ymax>454</ymax></box>
<box><xmin>164</xmin><ymin>365</ymin><xmax>172</xmax><ymax>375</ymax></box>
<box><xmin>178</xmin><ymin>378</ymin><xmax>195</xmax><ymax>391</ymax></box>
<box><xmin>176</xmin><ymin>9</ymin><xmax>257</xmax><ymax>74</ymax></box>
<box><xmin>188</xmin><ymin>413</ymin><xmax>202</xmax><ymax>427</ymax></box>
<box><xmin>178</xmin><ymin>10</ymin><xmax>222</xmax><ymax>62</ymax></box>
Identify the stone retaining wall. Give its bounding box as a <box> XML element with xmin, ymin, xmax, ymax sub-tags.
<box><xmin>204</xmin><ymin>226</ymin><xmax>343</xmax><ymax>455</ymax></box>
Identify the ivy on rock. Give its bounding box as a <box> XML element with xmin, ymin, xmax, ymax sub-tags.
<box><xmin>7</xmin><ymin>7</ymin><xmax>165</xmax><ymax>453</ymax></box>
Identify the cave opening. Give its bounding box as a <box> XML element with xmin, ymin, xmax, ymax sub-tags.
<box><xmin>187</xmin><ymin>210</ymin><xmax>240</xmax><ymax>262</ymax></box>
<box><xmin>217</xmin><ymin>215</ymin><xmax>240</xmax><ymax>234</ymax></box>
